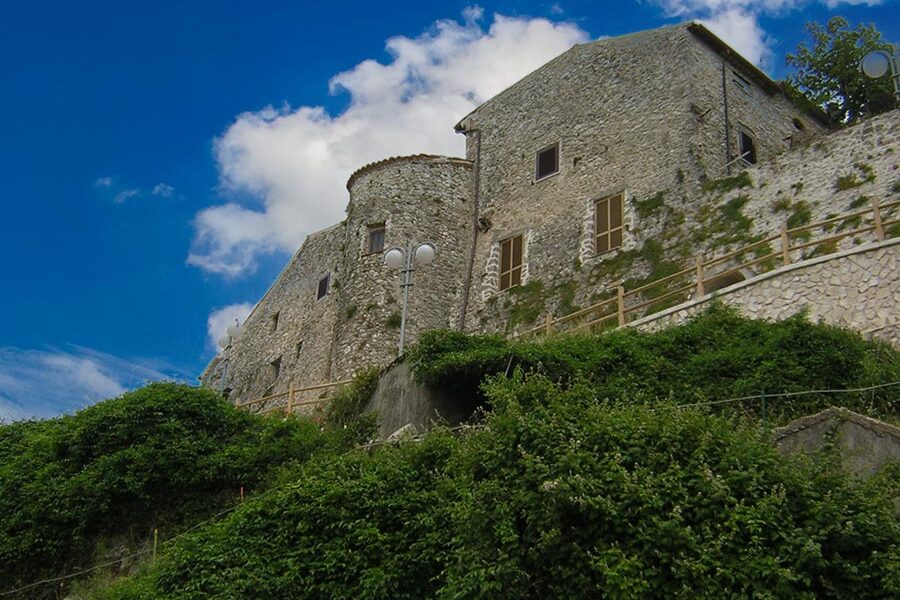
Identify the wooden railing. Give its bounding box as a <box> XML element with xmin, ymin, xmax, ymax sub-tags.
<box><xmin>515</xmin><ymin>196</ymin><xmax>900</xmax><ymax>339</ymax></box>
<box><xmin>236</xmin><ymin>379</ymin><xmax>352</xmax><ymax>418</ymax></box>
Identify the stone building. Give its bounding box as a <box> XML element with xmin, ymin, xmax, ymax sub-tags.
<box><xmin>201</xmin><ymin>22</ymin><xmax>899</xmax><ymax>406</ymax></box>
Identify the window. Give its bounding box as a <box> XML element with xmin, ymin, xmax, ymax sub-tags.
<box><xmin>269</xmin><ymin>312</ymin><xmax>279</xmax><ymax>333</ymax></box>
<box><xmin>535</xmin><ymin>143</ymin><xmax>559</xmax><ymax>180</ymax></box>
<box><xmin>270</xmin><ymin>357</ymin><xmax>281</xmax><ymax>380</ymax></box>
<box><xmin>595</xmin><ymin>193</ymin><xmax>624</xmax><ymax>254</ymax></box>
<box><xmin>732</xmin><ymin>71</ymin><xmax>751</xmax><ymax>94</ymax></box>
<box><xmin>739</xmin><ymin>130</ymin><xmax>757</xmax><ymax>164</ymax></box>
<box><xmin>295</xmin><ymin>341</ymin><xmax>303</xmax><ymax>358</ymax></box>
<box><xmin>499</xmin><ymin>235</ymin><xmax>523</xmax><ymax>291</ymax></box>
<box><xmin>367</xmin><ymin>224</ymin><xmax>385</xmax><ymax>254</ymax></box>
<box><xmin>317</xmin><ymin>273</ymin><xmax>330</xmax><ymax>300</ymax></box>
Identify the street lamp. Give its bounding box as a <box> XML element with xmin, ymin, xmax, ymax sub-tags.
<box><xmin>383</xmin><ymin>241</ymin><xmax>437</xmax><ymax>355</ymax></box>
<box><xmin>861</xmin><ymin>47</ymin><xmax>900</xmax><ymax>102</ymax></box>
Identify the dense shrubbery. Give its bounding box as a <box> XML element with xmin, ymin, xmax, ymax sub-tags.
<box><xmin>95</xmin><ymin>373</ymin><xmax>899</xmax><ymax>599</ymax></box>
<box><xmin>408</xmin><ymin>305</ymin><xmax>900</xmax><ymax>422</ymax></box>
<box><xmin>0</xmin><ymin>384</ymin><xmax>365</xmax><ymax>598</ymax></box>
<box><xmin>4</xmin><ymin>310</ymin><xmax>899</xmax><ymax>598</ymax></box>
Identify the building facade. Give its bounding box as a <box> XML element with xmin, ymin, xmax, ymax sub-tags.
<box><xmin>201</xmin><ymin>22</ymin><xmax>899</xmax><ymax>405</ymax></box>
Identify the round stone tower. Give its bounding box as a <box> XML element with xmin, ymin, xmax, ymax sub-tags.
<box><xmin>332</xmin><ymin>154</ymin><xmax>473</xmax><ymax>378</ymax></box>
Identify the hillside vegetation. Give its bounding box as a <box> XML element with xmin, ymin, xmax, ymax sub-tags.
<box><xmin>1</xmin><ymin>308</ymin><xmax>898</xmax><ymax>598</ymax></box>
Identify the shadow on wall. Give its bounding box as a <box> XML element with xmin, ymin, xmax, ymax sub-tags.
<box><xmin>362</xmin><ymin>360</ymin><xmax>480</xmax><ymax>439</ymax></box>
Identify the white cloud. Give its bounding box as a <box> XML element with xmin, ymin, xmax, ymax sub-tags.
<box><xmin>651</xmin><ymin>0</ymin><xmax>885</xmax><ymax>68</ymax></box>
<box><xmin>94</xmin><ymin>178</ymin><xmax>176</xmax><ymax>203</ymax></box>
<box><xmin>0</xmin><ymin>346</ymin><xmax>176</xmax><ymax>420</ymax></box>
<box><xmin>702</xmin><ymin>7</ymin><xmax>770</xmax><ymax>66</ymax></box>
<box><xmin>113</xmin><ymin>188</ymin><xmax>141</xmax><ymax>204</ymax></box>
<box><xmin>151</xmin><ymin>182</ymin><xmax>175</xmax><ymax>197</ymax></box>
<box><xmin>207</xmin><ymin>303</ymin><xmax>254</xmax><ymax>351</ymax></box>
<box><xmin>188</xmin><ymin>9</ymin><xmax>588</xmax><ymax>277</ymax></box>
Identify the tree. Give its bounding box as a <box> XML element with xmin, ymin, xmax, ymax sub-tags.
<box><xmin>786</xmin><ymin>16</ymin><xmax>897</xmax><ymax>124</ymax></box>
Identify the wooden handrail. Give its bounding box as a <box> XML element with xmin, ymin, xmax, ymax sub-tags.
<box><xmin>509</xmin><ymin>195</ymin><xmax>897</xmax><ymax>341</ymax></box>
<box><xmin>553</xmin><ymin>295</ymin><xmax>618</xmax><ymax>324</ymax></box>
<box><xmin>624</xmin><ymin>265</ymin><xmax>694</xmax><ymax>297</ymax></box>
<box><xmin>623</xmin><ymin>283</ymin><xmax>695</xmax><ymax>316</ymax></box>
<box><xmin>238</xmin><ymin>378</ymin><xmax>353</xmax><ymax>412</ymax></box>
<box><xmin>702</xmin><ymin>233</ymin><xmax>780</xmax><ymax>268</ymax></box>
<box><xmin>790</xmin><ymin>226</ymin><xmax>875</xmax><ymax>253</ymax></box>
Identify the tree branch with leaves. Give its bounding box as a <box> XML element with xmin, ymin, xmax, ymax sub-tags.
<box><xmin>786</xmin><ymin>16</ymin><xmax>897</xmax><ymax>124</ymax></box>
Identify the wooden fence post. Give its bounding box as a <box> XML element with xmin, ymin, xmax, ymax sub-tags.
<box><xmin>695</xmin><ymin>255</ymin><xmax>705</xmax><ymax>297</ymax></box>
<box><xmin>286</xmin><ymin>385</ymin><xmax>295</xmax><ymax>416</ymax></box>
<box><xmin>617</xmin><ymin>286</ymin><xmax>625</xmax><ymax>326</ymax></box>
<box><xmin>780</xmin><ymin>224</ymin><xmax>791</xmax><ymax>266</ymax></box>
<box><xmin>544</xmin><ymin>313</ymin><xmax>553</xmax><ymax>337</ymax></box>
<box><xmin>872</xmin><ymin>197</ymin><xmax>885</xmax><ymax>241</ymax></box>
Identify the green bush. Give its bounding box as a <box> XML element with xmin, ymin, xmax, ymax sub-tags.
<box><xmin>322</xmin><ymin>367</ymin><xmax>380</xmax><ymax>433</ymax></box>
<box><xmin>0</xmin><ymin>383</ymin><xmax>360</xmax><ymax>599</ymax></box>
<box><xmin>96</xmin><ymin>375</ymin><xmax>900</xmax><ymax>599</ymax></box>
<box><xmin>408</xmin><ymin>305</ymin><xmax>899</xmax><ymax>422</ymax></box>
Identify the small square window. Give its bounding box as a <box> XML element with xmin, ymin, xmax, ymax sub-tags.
<box><xmin>317</xmin><ymin>273</ymin><xmax>330</xmax><ymax>300</ymax></box>
<box><xmin>367</xmin><ymin>224</ymin><xmax>385</xmax><ymax>254</ymax></box>
<box><xmin>269</xmin><ymin>312</ymin><xmax>279</xmax><ymax>333</ymax></box>
<box><xmin>739</xmin><ymin>131</ymin><xmax>757</xmax><ymax>164</ymax></box>
<box><xmin>535</xmin><ymin>143</ymin><xmax>559</xmax><ymax>180</ymax></box>
<box><xmin>595</xmin><ymin>193</ymin><xmax>624</xmax><ymax>255</ymax></box>
<box><xmin>499</xmin><ymin>235</ymin><xmax>524</xmax><ymax>291</ymax></box>
<box><xmin>732</xmin><ymin>71</ymin><xmax>751</xmax><ymax>94</ymax></box>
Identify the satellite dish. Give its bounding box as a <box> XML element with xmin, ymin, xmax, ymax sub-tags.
<box><xmin>218</xmin><ymin>335</ymin><xmax>230</xmax><ymax>349</ymax></box>
<box><xmin>226</xmin><ymin>323</ymin><xmax>240</xmax><ymax>338</ymax></box>
<box><xmin>414</xmin><ymin>243</ymin><xmax>436</xmax><ymax>266</ymax></box>
<box><xmin>861</xmin><ymin>51</ymin><xmax>891</xmax><ymax>79</ymax></box>
<box><xmin>383</xmin><ymin>248</ymin><xmax>404</xmax><ymax>269</ymax></box>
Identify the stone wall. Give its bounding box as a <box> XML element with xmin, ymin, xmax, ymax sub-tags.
<box><xmin>202</xmin><ymin>224</ymin><xmax>345</xmax><ymax>402</ymax></box>
<box><xmin>685</xmin><ymin>23</ymin><xmax>823</xmax><ymax>180</ymax></box>
<box><xmin>201</xmin><ymin>156</ymin><xmax>474</xmax><ymax>406</ymax></box>
<box><xmin>630</xmin><ymin>238</ymin><xmax>900</xmax><ymax>347</ymax></box>
<box><xmin>332</xmin><ymin>156</ymin><xmax>473</xmax><ymax>379</ymax></box>
<box><xmin>455</xmin><ymin>23</ymin><xmax>829</xmax><ymax>336</ymax></box>
<box><xmin>201</xmin><ymin>22</ymin><xmax>899</xmax><ymax>408</ymax></box>
<box><xmin>773</xmin><ymin>409</ymin><xmax>900</xmax><ymax>504</ymax></box>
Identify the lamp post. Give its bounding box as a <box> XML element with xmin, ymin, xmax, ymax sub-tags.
<box><xmin>861</xmin><ymin>47</ymin><xmax>900</xmax><ymax>102</ymax></box>
<box><xmin>383</xmin><ymin>241</ymin><xmax>436</xmax><ymax>356</ymax></box>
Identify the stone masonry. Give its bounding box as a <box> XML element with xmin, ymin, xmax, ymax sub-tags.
<box><xmin>201</xmin><ymin>21</ymin><xmax>898</xmax><ymax>408</ymax></box>
<box><xmin>630</xmin><ymin>238</ymin><xmax>900</xmax><ymax>347</ymax></box>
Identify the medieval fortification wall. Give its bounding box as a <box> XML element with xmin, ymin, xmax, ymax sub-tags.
<box><xmin>202</xmin><ymin>22</ymin><xmax>898</xmax><ymax>407</ymax></box>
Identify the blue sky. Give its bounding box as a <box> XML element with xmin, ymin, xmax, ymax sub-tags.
<box><xmin>1</xmin><ymin>0</ymin><xmax>897</xmax><ymax>420</ymax></box>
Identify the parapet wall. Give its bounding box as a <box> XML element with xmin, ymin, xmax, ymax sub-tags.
<box><xmin>630</xmin><ymin>238</ymin><xmax>900</xmax><ymax>347</ymax></box>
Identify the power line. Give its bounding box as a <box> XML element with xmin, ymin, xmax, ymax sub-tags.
<box><xmin>673</xmin><ymin>379</ymin><xmax>900</xmax><ymax>409</ymax></box>
<box><xmin>2</xmin><ymin>378</ymin><xmax>898</xmax><ymax>596</ymax></box>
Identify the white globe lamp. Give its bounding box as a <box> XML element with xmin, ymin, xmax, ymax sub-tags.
<box><xmin>383</xmin><ymin>248</ymin><xmax>405</xmax><ymax>269</ymax></box>
<box><xmin>414</xmin><ymin>243</ymin><xmax>436</xmax><ymax>265</ymax></box>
